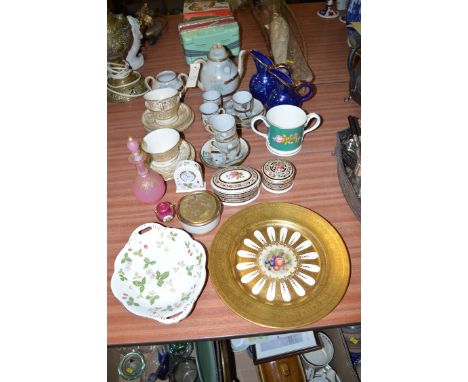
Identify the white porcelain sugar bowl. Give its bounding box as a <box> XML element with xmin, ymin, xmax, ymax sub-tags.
<box><xmin>194</xmin><ymin>43</ymin><xmax>246</xmax><ymax>100</ymax></box>
<box><xmin>111</xmin><ymin>223</ymin><xmax>207</xmax><ymax>324</ymax></box>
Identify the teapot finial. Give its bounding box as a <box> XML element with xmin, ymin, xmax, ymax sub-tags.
<box><xmin>208</xmin><ymin>43</ymin><xmax>228</xmax><ymax>61</ymax></box>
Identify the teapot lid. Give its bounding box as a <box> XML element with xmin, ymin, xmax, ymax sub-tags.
<box><xmin>208</xmin><ymin>43</ymin><xmax>228</xmax><ymax>61</ymax></box>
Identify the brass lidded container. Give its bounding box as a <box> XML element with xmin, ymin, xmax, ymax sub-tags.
<box><xmin>177</xmin><ymin>191</ymin><xmax>222</xmax><ymax>235</ymax></box>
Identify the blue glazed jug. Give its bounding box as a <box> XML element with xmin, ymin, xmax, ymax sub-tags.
<box><xmin>266</xmin><ymin>68</ymin><xmax>314</xmax><ymax>109</ymax></box>
<box><xmin>249</xmin><ymin>50</ymin><xmax>290</xmax><ymax>104</ymax></box>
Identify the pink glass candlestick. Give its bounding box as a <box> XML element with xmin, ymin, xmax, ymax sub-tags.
<box><xmin>127</xmin><ymin>137</ymin><xmax>166</xmax><ymax>204</ymax></box>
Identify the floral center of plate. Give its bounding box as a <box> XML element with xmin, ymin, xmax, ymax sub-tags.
<box><xmin>258</xmin><ymin>243</ymin><xmax>297</xmax><ymax>279</ymax></box>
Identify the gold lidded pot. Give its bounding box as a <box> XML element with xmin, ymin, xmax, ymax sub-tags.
<box><xmin>177</xmin><ymin>191</ymin><xmax>222</xmax><ymax>235</ymax></box>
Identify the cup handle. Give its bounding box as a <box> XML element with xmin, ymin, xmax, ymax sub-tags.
<box><xmin>303</xmin><ymin>113</ymin><xmax>322</xmax><ymax>135</ymax></box>
<box><xmin>251</xmin><ymin>115</ymin><xmax>269</xmax><ymax>139</ymax></box>
<box><xmin>178</xmin><ymin>72</ymin><xmax>188</xmax><ymax>94</ymax></box>
<box><xmin>204</xmin><ymin>122</ymin><xmax>215</xmax><ymax>135</ymax></box>
<box><xmin>219</xmin><ymin>107</ymin><xmax>225</xmax><ymax>114</ymax></box>
<box><xmin>144</xmin><ymin>76</ymin><xmax>154</xmax><ymax>91</ymax></box>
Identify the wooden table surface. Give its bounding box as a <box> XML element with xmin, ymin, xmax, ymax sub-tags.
<box><xmin>108</xmin><ymin>3</ymin><xmax>361</xmax><ymax>346</ymax></box>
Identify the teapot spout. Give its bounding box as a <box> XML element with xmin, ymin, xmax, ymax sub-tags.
<box><xmin>237</xmin><ymin>50</ymin><xmax>247</xmax><ymax>79</ymax></box>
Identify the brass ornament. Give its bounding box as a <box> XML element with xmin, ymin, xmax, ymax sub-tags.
<box><xmin>107</xmin><ymin>13</ymin><xmax>133</xmax><ymax>61</ymax></box>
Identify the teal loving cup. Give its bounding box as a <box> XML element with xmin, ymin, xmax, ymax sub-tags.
<box><xmin>250</xmin><ymin>105</ymin><xmax>321</xmax><ymax>156</ymax></box>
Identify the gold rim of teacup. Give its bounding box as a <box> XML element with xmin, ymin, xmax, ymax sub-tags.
<box><xmin>150</xmin><ymin>139</ymin><xmax>181</xmax><ymax>162</ymax></box>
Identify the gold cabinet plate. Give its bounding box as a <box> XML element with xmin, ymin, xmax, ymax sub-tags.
<box><xmin>209</xmin><ymin>203</ymin><xmax>350</xmax><ymax>328</ymax></box>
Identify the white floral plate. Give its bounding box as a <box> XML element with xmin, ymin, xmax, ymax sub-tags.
<box><xmin>111</xmin><ymin>223</ymin><xmax>207</xmax><ymax>324</ymax></box>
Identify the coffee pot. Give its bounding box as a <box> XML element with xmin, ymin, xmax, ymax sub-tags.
<box><xmin>194</xmin><ymin>43</ymin><xmax>246</xmax><ymax>100</ymax></box>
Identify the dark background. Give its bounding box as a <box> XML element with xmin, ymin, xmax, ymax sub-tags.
<box><xmin>108</xmin><ymin>0</ymin><xmax>323</xmax><ymax>15</ymax></box>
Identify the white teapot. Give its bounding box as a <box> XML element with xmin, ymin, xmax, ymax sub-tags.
<box><xmin>194</xmin><ymin>43</ymin><xmax>246</xmax><ymax>100</ymax></box>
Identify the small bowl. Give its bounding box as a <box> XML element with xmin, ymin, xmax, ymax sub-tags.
<box><xmin>111</xmin><ymin>223</ymin><xmax>207</xmax><ymax>324</ymax></box>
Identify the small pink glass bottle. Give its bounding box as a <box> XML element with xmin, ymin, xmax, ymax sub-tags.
<box><xmin>127</xmin><ymin>137</ymin><xmax>166</xmax><ymax>204</ymax></box>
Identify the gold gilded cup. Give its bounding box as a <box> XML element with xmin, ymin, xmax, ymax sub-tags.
<box><xmin>144</xmin><ymin>88</ymin><xmax>181</xmax><ymax>125</ymax></box>
<box><xmin>141</xmin><ymin>128</ymin><xmax>181</xmax><ymax>163</ymax></box>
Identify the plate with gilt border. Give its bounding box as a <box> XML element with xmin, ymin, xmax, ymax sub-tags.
<box><xmin>209</xmin><ymin>202</ymin><xmax>350</xmax><ymax>328</ymax></box>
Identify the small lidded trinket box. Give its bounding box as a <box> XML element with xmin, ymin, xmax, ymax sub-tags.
<box><xmin>177</xmin><ymin>191</ymin><xmax>222</xmax><ymax>235</ymax></box>
<box><xmin>261</xmin><ymin>159</ymin><xmax>296</xmax><ymax>193</ymax></box>
<box><xmin>211</xmin><ymin>166</ymin><xmax>261</xmax><ymax>206</ymax></box>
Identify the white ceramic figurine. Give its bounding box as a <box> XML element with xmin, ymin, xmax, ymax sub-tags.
<box><xmin>126</xmin><ymin>15</ymin><xmax>144</xmax><ymax>70</ymax></box>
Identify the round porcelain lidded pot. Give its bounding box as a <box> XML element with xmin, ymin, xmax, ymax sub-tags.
<box><xmin>177</xmin><ymin>191</ymin><xmax>222</xmax><ymax>235</ymax></box>
<box><xmin>211</xmin><ymin>166</ymin><xmax>261</xmax><ymax>206</ymax></box>
<box><xmin>261</xmin><ymin>159</ymin><xmax>296</xmax><ymax>193</ymax></box>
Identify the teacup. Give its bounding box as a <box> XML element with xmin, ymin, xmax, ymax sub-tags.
<box><xmin>144</xmin><ymin>88</ymin><xmax>182</xmax><ymax>125</ymax></box>
<box><xmin>251</xmin><ymin>104</ymin><xmax>321</xmax><ymax>156</ymax></box>
<box><xmin>203</xmin><ymin>90</ymin><xmax>222</xmax><ymax>106</ymax></box>
<box><xmin>208</xmin><ymin>114</ymin><xmax>241</xmax><ymax>161</ymax></box>
<box><xmin>145</xmin><ymin>70</ymin><xmax>188</xmax><ymax>94</ymax></box>
<box><xmin>200</xmin><ymin>102</ymin><xmax>225</xmax><ymax>129</ymax></box>
<box><xmin>141</xmin><ymin>128</ymin><xmax>181</xmax><ymax>164</ymax></box>
<box><xmin>232</xmin><ymin>90</ymin><xmax>254</xmax><ymax>116</ymax></box>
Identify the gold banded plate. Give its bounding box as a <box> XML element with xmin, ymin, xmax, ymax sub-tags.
<box><xmin>209</xmin><ymin>203</ymin><xmax>350</xmax><ymax>328</ymax></box>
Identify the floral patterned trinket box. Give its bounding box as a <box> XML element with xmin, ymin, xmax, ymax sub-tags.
<box><xmin>210</xmin><ymin>166</ymin><xmax>261</xmax><ymax>206</ymax></box>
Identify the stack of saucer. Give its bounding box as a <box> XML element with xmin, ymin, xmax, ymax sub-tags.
<box><xmin>141</xmin><ymin>88</ymin><xmax>194</xmax><ymax>133</ymax></box>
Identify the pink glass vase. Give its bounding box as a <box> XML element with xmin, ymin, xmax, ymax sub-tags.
<box><xmin>127</xmin><ymin>137</ymin><xmax>166</xmax><ymax>204</ymax></box>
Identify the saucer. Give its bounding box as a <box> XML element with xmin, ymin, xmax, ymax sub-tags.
<box><xmin>149</xmin><ymin>140</ymin><xmax>195</xmax><ymax>180</ymax></box>
<box><xmin>142</xmin><ymin>102</ymin><xmax>194</xmax><ymax>133</ymax></box>
<box><xmin>224</xmin><ymin>98</ymin><xmax>265</xmax><ymax>128</ymax></box>
<box><xmin>200</xmin><ymin>137</ymin><xmax>249</xmax><ymax>169</ymax></box>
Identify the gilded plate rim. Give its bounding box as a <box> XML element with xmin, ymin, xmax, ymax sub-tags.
<box><xmin>208</xmin><ymin>202</ymin><xmax>350</xmax><ymax>328</ymax></box>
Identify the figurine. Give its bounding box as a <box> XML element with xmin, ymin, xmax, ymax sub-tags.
<box><xmin>136</xmin><ymin>3</ymin><xmax>167</xmax><ymax>45</ymax></box>
<box><xmin>126</xmin><ymin>16</ymin><xmax>144</xmax><ymax>70</ymax></box>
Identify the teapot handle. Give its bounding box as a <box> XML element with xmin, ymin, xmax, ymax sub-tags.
<box><xmin>192</xmin><ymin>59</ymin><xmax>206</xmax><ymax>90</ymax></box>
<box><xmin>295</xmin><ymin>82</ymin><xmax>314</xmax><ymax>102</ymax></box>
